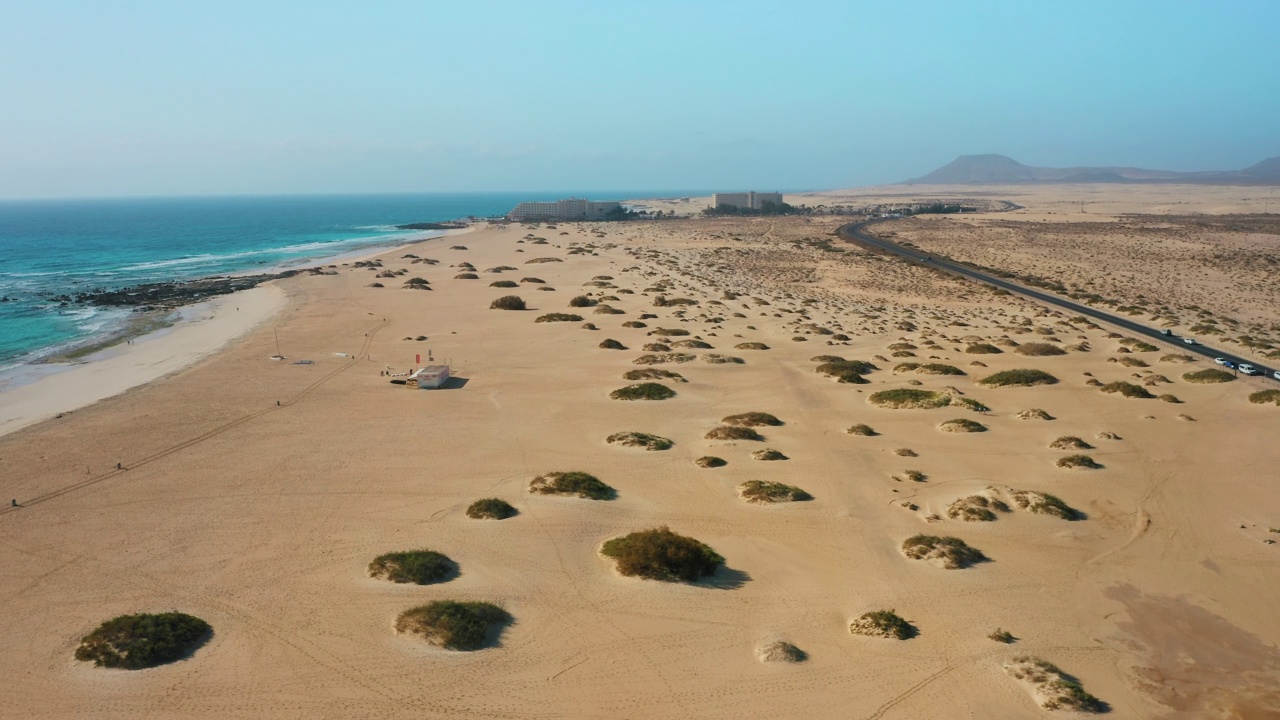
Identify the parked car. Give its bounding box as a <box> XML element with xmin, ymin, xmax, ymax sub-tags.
<box><xmin>1274</xmin><ymin>370</ymin><xmax>1280</xmax><ymax>381</ymax></box>
<box><xmin>1161</xmin><ymin>329</ymin><xmax>1173</xmax><ymax>336</ymax></box>
<box><xmin>1214</xmin><ymin>357</ymin><xmax>1228</xmax><ymax>365</ymax></box>
<box><xmin>1183</xmin><ymin>338</ymin><xmax>1197</xmax><ymax>345</ymax></box>
<box><xmin>1224</xmin><ymin>360</ymin><xmax>1237</xmax><ymax>370</ymax></box>
<box><xmin>1239</xmin><ymin>363</ymin><xmax>1259</xmax><ymax>376</ymax></box>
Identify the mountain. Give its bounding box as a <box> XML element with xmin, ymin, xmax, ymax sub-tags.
<box><xmin>906</xmin><ymin>154</ymin><xmax>1280</xmax><ymax>185</ymax></box>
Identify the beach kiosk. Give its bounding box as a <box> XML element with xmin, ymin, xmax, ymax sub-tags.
<box><xmin>410</xmin><ymin>365</ymin><xmax>450</xmax><ymax>389</ymax></box>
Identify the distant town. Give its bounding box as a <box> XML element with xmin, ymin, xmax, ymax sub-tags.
<box><xmin>504</xmin><ymin>192</ymin><xmax>981</xmax><ymax>222</ymax></box>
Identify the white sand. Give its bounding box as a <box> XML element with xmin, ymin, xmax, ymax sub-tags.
<box><xmin>0</xmin><ymin>285</ymin><xmax>286</xmax><ymax>437</ymax></box>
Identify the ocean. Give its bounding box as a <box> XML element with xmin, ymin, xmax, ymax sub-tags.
<box><xmin>0</xmin><ymin>192</ymin><xmax>692</xmax><ymax>372</ymax></box>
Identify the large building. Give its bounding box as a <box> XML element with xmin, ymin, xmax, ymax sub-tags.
<box><xmin>507</xmin><ymin>198</ymin><xmax>621</xmax><ymax>221</ymax></box>
<box><xmin>712</xmin><ymin>191</ymin><xmax>784</xmax><ymax>210</ymax></box>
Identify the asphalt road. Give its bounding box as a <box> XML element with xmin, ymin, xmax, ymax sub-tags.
<box><xmin>836</xmin><ymin>219</ymin><xmax>1279</xmax><ymax>383</ymax></box>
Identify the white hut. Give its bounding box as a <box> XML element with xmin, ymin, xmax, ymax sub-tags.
<box><xmin>410</xmin><ymin>365</ymin><xmax>450</xmax><ymax>389</ymax></box>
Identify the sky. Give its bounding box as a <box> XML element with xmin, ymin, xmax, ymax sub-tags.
<box><xmin>1</xmin><ymin>0</ymin><xmax>1278</xmax><ymax>198</ymax></box>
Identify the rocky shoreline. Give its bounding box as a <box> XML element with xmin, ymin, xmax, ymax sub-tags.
<box><xmin>67</xmin><ymin>271</ymin><xmax>302</xmax><ymax>311</ymax></box>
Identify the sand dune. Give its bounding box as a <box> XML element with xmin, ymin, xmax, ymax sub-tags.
<box><xmin>1</xmin><ymin>191</ymin><xmax>1278</xmax><ymax>717</ymax></box>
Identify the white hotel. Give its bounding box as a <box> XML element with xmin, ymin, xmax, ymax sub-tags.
<box><xmin>712</xmin><ymin>191</ymin><xmax>784</xmax><ymax>210</ymax></box>
<box><xmin>507</xmin><ymin>197</ymin><xmax>621</xmax><ymax>221</ymax></box>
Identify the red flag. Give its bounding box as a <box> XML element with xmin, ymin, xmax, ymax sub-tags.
<box><xmin>416</xmin><ymin>354</ymin><xmax>421</xmax><ymax>364</ymax></box>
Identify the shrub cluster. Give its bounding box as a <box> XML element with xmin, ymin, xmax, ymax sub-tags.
<box><xmin>1100</xmin><ymin>381</ymin><xmax>1154</xmax><ymax>398</ymax></box>
<box><xmin>902</xmin><ymin>535</ymin><xmax>987</xmax><ymax>569</ymax></box>
<box><xmin>980</xmin><ymin>369</ymin><xmax>1059</xmax><ymax>387</ymax></box>
<box><xmin>600</xmin><ymin>526</ymin><xmax>724</xmax><ymax>582</ymax></box>
<box><xmin>868</xmin><ymin>389</ymin><xmax>951</xmax><ymax>409</ymax></box>
<box><xmin>605</xmin><ymin>432</ymin><xmax>673</xmax><ymax>451</ymax></box>
<box><xmin>395</xmin><ymin>601</ymin><xmax>511</xmax><ymax>651</ymax></box>
<box><xmin>721</xmin><ymin>412</ymin><xmax>782</xmax><ymax>427</ymax></box>
<box><xmin>738</xmin><ymin>480</ymin><xmax>811</xmax><ymax>503</ymax></box>
<box><xmin>1015</xmin><ymin>342</ymin><xmax>1067</xmax><ymax>357</ymax></box>
<box><xmin>610</xmin><ymin>382</ymin><xmax>676</xmax><ymax>400</ymax></box>
<box><xmin>529</xmin><ymin>471</ymin><xmax>614</xmax><ymax>499</ymax></box>
<box><xmin>489</xmin><ymin>295</ymin><xmax>526</xmax><ymax>310</ymax></box>
<box><xmin>535</xmin><ymin>313</ymin><xmax>583</xmax><ymax>323</ymax></box>
<box><xmin>466</xmin><ymin>498</ymin><xmax>517</xmax><ymax>520</ymax></box>
<box><xmin>705</xmin><ymin>425</ymin><xmax>762</xmax><ymax>441</ymax></box>
<box><xmin>75</xmin><ymin>613</ymin><xmax>211</xmax><ymax>669</ymax></box>
<box><xmin>849</xmin><ymin>610</ymin><xmax>915</xmax><ymax>640</ymax></box>
<box><xmin>368</xmin><ymin>550</ymin><xmax>455</xmax><ymax>585</ymax></box>
<box><xmin>1182</xmin><ymin>368</ymin><xmax>1235</xmax><ymax>384</ymax></box>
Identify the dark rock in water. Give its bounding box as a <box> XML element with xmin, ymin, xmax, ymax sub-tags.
<box><xmin>72</xmin><ymin>272</ymin><xmax>297</xmax><ymax>310</ymax></box>
<box><xmin>396</xmin><ymin>221</ymin><xmax>468</xmax><ymax>231</ymax></box>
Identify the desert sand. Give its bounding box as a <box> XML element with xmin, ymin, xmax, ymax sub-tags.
<box><xmin>1</xmin><ymin>186</ymin><xmax>1278</xmax><ymax>718</ymax></box>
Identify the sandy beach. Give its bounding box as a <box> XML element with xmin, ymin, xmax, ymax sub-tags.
<box><xmin>1</xmin><ymin>188</ymin><xmax>1278</xmax><ymax>718</ymax></box>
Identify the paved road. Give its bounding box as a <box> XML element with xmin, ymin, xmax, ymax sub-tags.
<box><xmin>836</xmin><ymin>219</ymin><xmax>1279</xmax><ymax>382</ymax></box>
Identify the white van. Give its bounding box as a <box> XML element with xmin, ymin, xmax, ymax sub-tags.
<box><xmin>1239</xmin><ymin>363</ymin><xmax>1258</xmax><ymax>376</ymax></box>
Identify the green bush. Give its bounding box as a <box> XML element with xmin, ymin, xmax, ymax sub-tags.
<box><xmin>735</xmin><ymin>342</ymin><xmax>770</xmax><ymax>350</ymax></box>
<box><xmin>529</xmin><ymin>471</ymin><xmax>615</xmax><ymax>499</ymax></box>
<box><xmin>938</xmin><ymin>418</ymin><xmax>987</xmax><ymax>433</ymax></box>
<box><xmin>846</xmin><ymin>423</ymin><xmax>878</xmax><ymax>436</ymax></box>
<box><xmin>535</xmin><ymin>313</ymin><xmax>583</xmax><ymax>323</ymax></box>
<box><xmin>599</xmin><ymin>338</ymin><xmax>627</xmax><ymax>350</ymax></box>
<box><xmin>816</xmin><ymin>360</ymin><xmax>876</xmax><ymax>383</ymax></box>
<box><xmin>650</xmin><ymin>327</ymin><xmax>691</xmax><ymax>337</ymax></box>
<box><xmin>695</xmin><ymin>456</ymin><xmax>727</xmax><ymax>468</ymax></box>
<box><xmin>988</xmin><ymin>628</ymin><xmax>1015</xmax><ymax>643</ymax></box>
<box><xmin>1015</xmin><ymin>342</ymin><xmax>1067</xmax><ymax>356</ymax></box>
<box><xmin>1100</xmin><ymin>381</ymin><xmax>1154</xmax><ymax>398</ymax></box>
<box><xmin>980</xmin><ymin>369</ymin><xmax>1059</xmax><ymax>387</ymax></box>
<box><xmin>623</xmin><ymin>368</ymin><xmax>685</xmax><ymax>382</ymax></box>
<box><xmin>721</xmin><ymin>412</ymin><xmax>782</xmax><ymax>427</ymax></box>
<box><xmin>965</xmin><ymin>343</ymin><xmax>1003</xmax><ymax>354</ymax></box>
<box><xmin>849</xmin><ymin>610</ymin><xmax>916</xmax><ymax>640</ymax></box>
<box><xmin>751</xmin><ymin>448</ymin><xmax>789</xmax><ymax>461</ymax></box>
<box><xmin>569</xmin><ymin>295</ymin><xmax>597</xmax><ymax>307</ymax></box>
<box><xmin>705</xmin><ymin>425</ymin><xmax>762</xmax><ymax>441</ymax></box>
<box><xmin>1182</xmin><ymin>368</ymin><xmax>1235</xmax><ymax>384</ymax></box>
<box><xmin>738</xmin><ymin>480</ymin><xmax>811</xmax><ymax>503</ymax></box>
<box><xmin>368</xmin><ymin>550</ymin><xmax>455</xmax><ymax>585</ymax></box>
<box><xmin>902</xmin><ymin>535</ymin><xmax>987</xmax><ymax>569</ymax></box>
<box><xmin>489</xmin><ymin>280</ymin><xmax>518</xmax><ymax>288</ymax></box>
<box><xmin>1250</xmin><ymin>389</ymin><xmax>1280</xmax><ymax>406</ymax></box>
<box><xmin>610</xmin><ymin>382</ymin><xmax>676</xmax><ymax>400</ymax></box>
<box><xmin>600</xmin><ymin>526</ymin><xmax>724</xmax><ymax>582</ymax></box>
<box><xmin>395</xmin><ymin>601</ymin><xmax>511</xmax><ymax>651</ymax></box>
<box><xmin>489</xmin><ymin>295</ymin><xmax>526</xmax><ymax>310</ymax></box>
<box><xmin>75</xmin><ymin>613</ymin><xmax>211</xmax><ymax>669</ymax></box>
<box><xmin>1057</xmin><ymin>454</ymin><xmax>1102</xmax><ymax>469</ymax></box>
<box><xmin>868</xmin><ymin>389</ymin><xmax>951</xmax><ymax>409</ymax></box>
<box><xmin>1010</xmin><ymin>490</ymin><xmax>1079</xmax><ymax>520</ymax></box>
<box><xmin>466</xmin><ymin>498</ymin><xmax>517</xmax><ymax>519</ymax></box>
<box><xmin>606</xmin><ymin>432</ymin><xmax>673</xmax><ymax>451</ymax></box>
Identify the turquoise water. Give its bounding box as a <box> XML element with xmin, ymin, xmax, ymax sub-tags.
<box><xmin>0</xmin><ymin>192</ymin><xmax>690</xmax><ymax>369</ymax></box>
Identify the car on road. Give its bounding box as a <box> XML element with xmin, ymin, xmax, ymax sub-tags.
<box><xmin>1239</xmin><ymin>363</ymin><xmax>1259</xmax><ymax>376</ymax></box>
<box><xmin>1183</xmin><ymin>338</ymin><xmax>1197</xmax><ymax>345</ymax></box>
<box><xmin>1274</xmin><ymin>370</ymin><xmax>1280</xmax><ymax>381</ymax></box>
<box><xmin>1214</xmin><ymin>357</ymin><xmax>1228</xmax><ymax>365</ymax></box>
<box><xmin>1161</xmin><ymin>329</ymin><xmax>1173</xmax><ymax>336</ymax></box>
<box><xmin>1224</xmin><ymin>360</ymin><xmax>1237</xmax><ymax>370</ymax></box>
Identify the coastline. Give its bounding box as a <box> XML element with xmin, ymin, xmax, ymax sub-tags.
<box><xmin>0</xmin><ymin>284</ymin><xmax>287</xmax><ymax>437</ymax></box>
<box><xmin>0</xmin><ymin>224</ymin><xmax>475</xmax><ymax>438</ymax></box>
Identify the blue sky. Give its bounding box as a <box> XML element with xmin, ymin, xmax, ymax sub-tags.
<box><xmin>1</xmin><ymin>0</ymin><xmax>1277</xmax><ymax>198</ymax></box>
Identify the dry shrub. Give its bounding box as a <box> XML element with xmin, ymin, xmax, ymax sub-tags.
<box><xmin>600</xmin><ymin>526</ymin><xmax>724</xmax><ymax>582</ymax></box>
<box><xmin>901</xmin><ymin>535</ymin><xmax>987</xmax><ymax>568</ymax></box>
<box><xmin>1016</xmin><ymin>342</ymin><xmax>1067</xmax><ymax>357</ymax></box>
<box><xmin>722</xmin><ymin>412</ymin><xmax>782</xmax><ymax>427</ymax></box>
<box><xmin>605</xmin><ymin>432</ymin><xmax>673</xmax><ymax>451</ymax></box>
<box><xmin>849</xmin><ymin>610</ymin><xmax>915</xmax><ymax>639</ymax></box>
<box><xmin>738</xmin><ymin>480</ymin><xmax>811</xmax><ymax>503</ymax></box>
<box><xmin>705</xmin><ymin>425</ymin><xmax>762</xmax><ymax>441</ymax></box>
